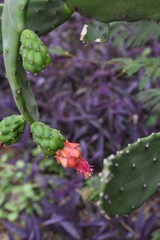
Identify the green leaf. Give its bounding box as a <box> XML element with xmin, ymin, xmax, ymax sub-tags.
<box><xmin>137</xmin><ymin>89</ymin><xmax>160</xmax><ymax>115</ymax></box>
<box><xmin>50</xmin><ymin>46</ymin><xmax>71</xmax><ymax>57</ymax></box>
<box><xmin>146</xmin><ymin>115</ymin><xmax>158</xmax><ymax>128</ymax></box>
<box><xmin>33</xmin><ymin>203</ymin><xmax>43</xmax><ymax>216</ymax></box>
<box><xmin>110</xmin><ymin>21</ymin><xmax>160</xmax><ymax>49</ymax></box>
<box><xmin>151</xmin><ymin>229</ymin><xmax>160</xmax><ymax>240</ymax></box>
<box><xmin>81</xmin><ymin>20</ymin><xmax>110</xmax><ymax>44</ymax></box>
<box><xmin>8</xmin><ymin>212</ymin><xmax>19</xmax><ymax>221</ymax></box>
<box><xmin>4</xmin><ymin>202</ymin><xmax>17</xmax><ymax>211</ymax></box>
<box><xmin>32</xmin><ymin>146</ymin><xmax>41</xmax><ymax>157</ymax></box>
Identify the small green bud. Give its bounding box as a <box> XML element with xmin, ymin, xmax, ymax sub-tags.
<box><xmin>31</xmin><ymin>121</ymin><xmax>66</xmax><ymax>156</ymax></box>
<box><xmin>0</xmin><ymin>115</ymin><xmax>26</xmax><ymax>146</ymax></box>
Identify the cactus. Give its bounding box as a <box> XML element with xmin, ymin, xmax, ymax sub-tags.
<box><xmin>0</xmin><ymin>0</ymin><xmax>73</xmax><ymax>54</ymax></box>
<box><xmin>80</xmin><ymin>20</ymin><xmax>110</xmax><ymax>44</ymax></box>
<box><xmin>0</xmin><ymin>115</ymin><xmax>26</xmax><ymax>146</ymax></box>
<box><xmin>20</xmin><ymin>29</ymin><xmax>51</xmax><ymax>74</ymax></box>
<box><xmin>26</xmin><ymin>0</ymin><xmax>72</xmax><ymax>36</ymax></box>
<box><xmin>0</xmin><ymin>4</ymin><xmax>3</xmax><ymax>53</ymax></box>
<box><xmin>65</xmin><ymin>0</ymin><xmax>160</xmax><ymax>23</ymax></box>
<box><xmin>31</xmin><ymin>121</ymin><xmax>66</xmax><ymax>156</ymax></box>
<box><xmin>2</xmin><ymin>0</ymin><xmax>39</xmax><ymax>125</ymax></box>
<box><xmin>92</xmin><ymin>133</ymin><xmax>160</xmax><ymax>217</ymax></box>
<box><xmin>1</xmin><ymin>0</ymin><xmax>160</xmax><ymax>219</ymax></box>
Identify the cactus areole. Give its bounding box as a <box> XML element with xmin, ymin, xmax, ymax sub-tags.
<box><xmin>65</xmin><ymin>0</ymin><xmax>160</xmax><ymax>23</ymax></box>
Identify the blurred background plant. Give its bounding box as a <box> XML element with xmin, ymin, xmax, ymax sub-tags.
<box><xmin>1</xmin><ymin>8</ymin><xmax>160</xmax><ymax>239</ymax></box>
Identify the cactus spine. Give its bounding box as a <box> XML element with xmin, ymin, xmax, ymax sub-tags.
<box><xmin>2</xmin><ymin>0</ymin><xmax>39</xmax><ymax>125</ymax></box>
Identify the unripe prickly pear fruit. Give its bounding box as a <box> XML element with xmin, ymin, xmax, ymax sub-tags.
<box><xmin>0</xmin><ymin>115</ymin><xmax>26</xmax><ymax>146</ymax></box>
<box><xmin>31</xmin><ymin>121</ymin><xmax>66</xmax><ymax>156</ymax></box>
<box><xmin>20</xmin><ymin>29</ymin><xmax>51</xmax><ymax>74</ymax></box>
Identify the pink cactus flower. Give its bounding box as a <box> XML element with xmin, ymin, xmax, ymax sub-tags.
<box><xmin>55</xmin><ymin>140</ymin><xmax>93</xmax><ymax>179</ymax></box>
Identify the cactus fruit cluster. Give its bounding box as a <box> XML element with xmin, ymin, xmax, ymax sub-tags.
<box><xmin>1</xmin><ymin>0</ymin><xmax>160</xmax><ymax>218</ymax></box>
<box><xmin>20</xmin><ymin>29</ymin><xmax>51</xmax><ymax>74</ymax></box>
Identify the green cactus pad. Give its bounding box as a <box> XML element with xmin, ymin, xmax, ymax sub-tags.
<box><xmin>31</xmin><ymin>121</ymin><xmax>66</xmax><ymax>156</ymax></box>
<box><xmin>26</xmin><ymin>0</ymin><xmax>73</xmax><ymax>36</ymax></box>
<box><xmin>20</xmin><ymin>29</ymin><xmax>51</xmax><ymax>74</ymax></box>
<box><xmin>65</xmin><ymin>0</ymin><xmax>160</xmax><ymax>23</ymax></box>
<box><xmin>0</xmin><ymin>115</ymin><xmax>26</xmax><ymax>146</ymax></box>
<box><xmin>0</xmin><ymin>0</ymin><xmax>73</xmax><ymax>54</ymax></box>
<box><xmin>81</xmin><ymin>20</ymin><xmax>110</xmax><ymax>44</ymax></box>
<box><xmin>97</xmin><ymin>132</ymin><xmax>160</xmax><ymax>217</ymax></box>
<box><xmin>2</xmin><ymin>0</ymin><xmax>39</xmax><ymax>125</ymax></box>
<box><xmin>0</xmin><ymin>4</ymin><xmax>3</xmax><ymax>53</ymax></box>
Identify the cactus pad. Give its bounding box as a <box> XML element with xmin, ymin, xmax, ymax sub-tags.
<box><xmin>81</xmin><ymin>20</ymin><xmax>110</xmax><ymax>44</ymax></box>
<box><xmin>65</xmin><ymin>0</ymin><xmax>160</xmax><ymax>23</ymax></box>
<box><xmin>26</xmin><ymin>0</ymin><xmax>73</xmax><ymax>36</ymax></box>
<box><xmin>31</xmin><ymin>121</ymin><xmax>66</xmax><ymax>156</ymax></box>
<box><xmin>20</xmin><ymin>29</ymin><xmax>51</xmax><ymax>74</ymax></box>
<box><xmin>0</xmin><ymin>0</ymin><xmax>73</xmax><ymax>54</ymax></box>
<box><xmin>0</xmin><ymin>4</ymin><xmax>3</xmax><ymax>53</ymax></box>
<box><xmin>97</xmin><ymin>133</ymin><xmax>160</xmax><ymax>217</ymax></box>
<box><xmin>2</xmin><ymin>0</ymin><xmax>39</xmax><ymax>124</ymax></box>
<box><xmin>0</xmin><ymin>115</ymin><xmax>26</xmax><ymax>146</ymax></box>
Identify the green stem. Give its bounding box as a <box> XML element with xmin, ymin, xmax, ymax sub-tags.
<box><xmin>0</xmin><ymin>4</ymin><xmax>3</xmax><ymax>52</ymax></box>
<box><xmin>2</xmin><ymin>0</ymin><xmax>39</xmax><ymax>125</ymax></box>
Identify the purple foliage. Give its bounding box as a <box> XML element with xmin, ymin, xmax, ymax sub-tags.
<box><xmin>0</xmin><ymin>13</ymin><xmax>160</xmax><ymax>240</ymax></box>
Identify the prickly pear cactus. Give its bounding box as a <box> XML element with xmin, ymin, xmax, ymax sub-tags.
<box><xmin>2</xmin><ymin>0</ymin><xmax>160</xmax><ymax>219</ymax></box>
<box><xmin>0</xmin><ymin>115</ymin><xmax>26</xmax><ymax>146</ymax></box>
<box><xmin>95</xmin><ymin>133</ymin><xmax>160</xmax><ymax>217</ymax></box>
<box><xmin>0</xmin><ymin>4</ymin><xmax>3</xmax><ymax>53</ymax></box>
<box><xmin>2</xmin><ymin>0</ymin><xmax>39</xmax><ymax>125</ymax></box>
<box><xmin>31</xmin><ymin>121</ymin><xmax>66</xmax><ymax>156</ymax></box>
<box><xmin>26</xmin><ymin>0</ymin><xmax>73</xmax><ymax>36</ymax></box>
<box><xmin>65</xmin><ymin>0</ymin><xmax>160</xmax><ymax>23</ymax></box>
<box><xmin>80</xmin><ymin>20</ymin><xmax>110</xmax><ymax>44</ymax></box>
<box><xmin>20</xmin><ymin>29</ymin><xmax>51</xmax><ymax>74</ymax></box>
<box><xmin>0</xmin><ymin>0</ymin><xmax>73</xmax><ymax>54</ymax></box>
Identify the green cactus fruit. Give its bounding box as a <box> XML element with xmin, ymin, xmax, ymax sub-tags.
<box><xmin>31</xmin><ymin>121</ymin><xmax>66</xmax><ymax>156</ymax></box>
<box><xmin>0</xmin><ymin>115</ymin><xmax>26</xmax><ymax>146</ymax></box>
<box><xmin>95</xmin><ymin>132</ymin><xmax>160</xmax><ymax>217</ymax></box>
<box><xmin>20</xmin><ymin>29</ymin><xmax>51</xmax><ymax>74</ymax></box>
